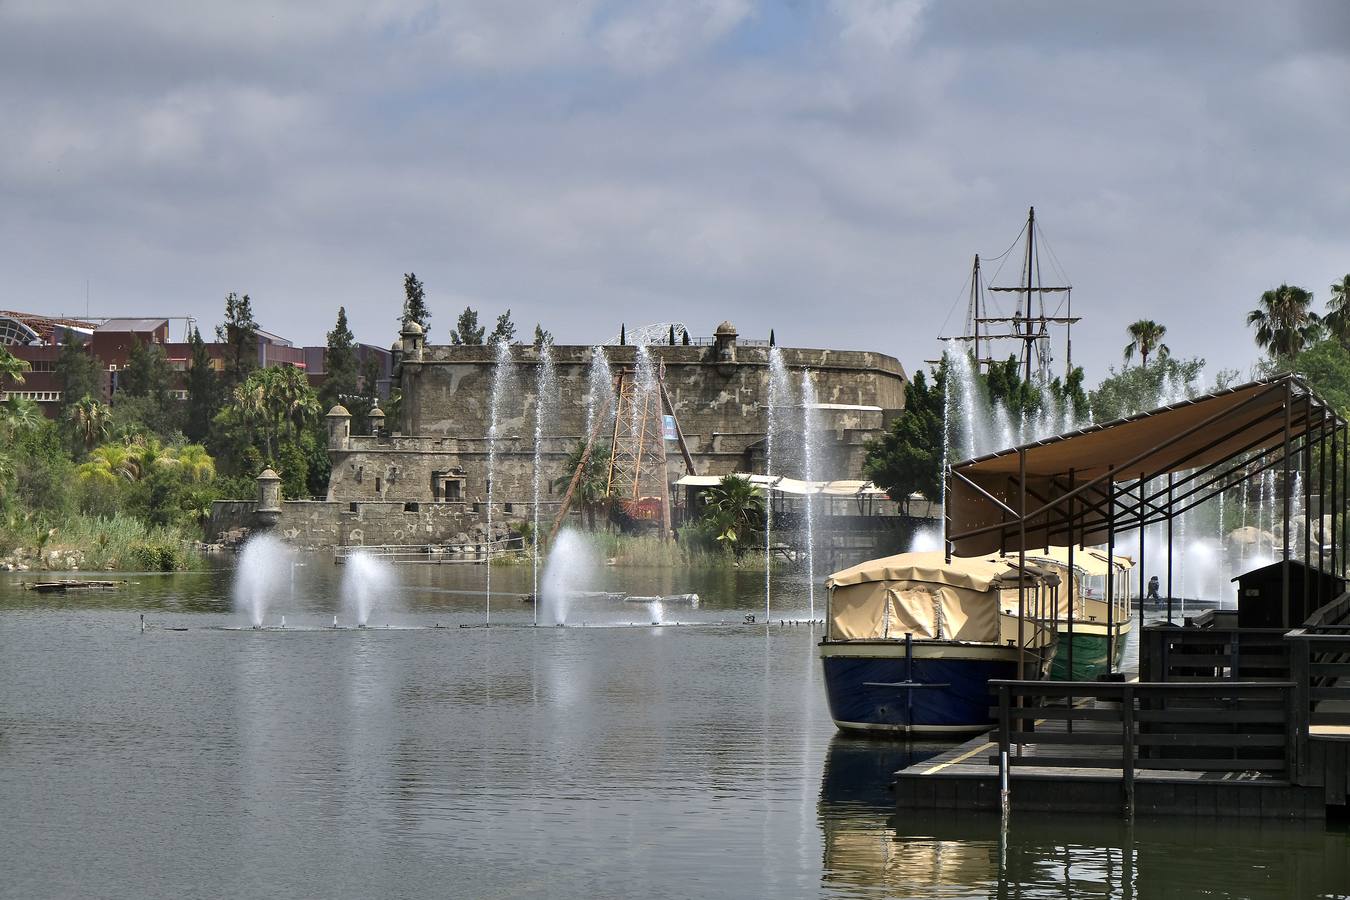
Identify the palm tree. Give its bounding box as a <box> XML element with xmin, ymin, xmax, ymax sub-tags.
<box><xmin>551</xmin><ymin>440</ymin><xmax>611</xmax><ymax>530</ymax></box>
<box><xmin>1123</xmin><ymin>320</ymin><xmax>1169</xmax><ymax>367</ymax></box>
<box><xmin>1248</xmin><ymin>284</ymin><xmax>1321</xmax><ymax>361</ymax></box>
<box><xmin>66</xmin><ymin>396</ymin><xmax>110</xmax><ymax>451</ymax></box>
<box><xmin>700</xmin><ymin>475</ymin><xmax>765</xmax><ymax>557</ymax></box>
<box><xmin>0</xmin><ymin>347</ymin><xmax>29</xmax><ymax>385</ymax></box>
<box><xmin>232</xmin><ymin>366</ymin><xmax>320</xmax><ymax>461</ymax></box>
<box><xmin>77</xmin><ymin>444</ymin><xmax>139</xmax><ymax>485</ymax></box>
<box><xmin>0</xmin><ymin>397</ymin><xmax>41</xmax><ymax>439</ymax></box>
<box><xmin>171</xmin><ymin>444</ymin><xmax>216</xmax><ymax>483</ymax></box>
<box><xmin>1325</xmin><ymin>274</ymin><xmax>1350</xmax><ymax>346</ymax></box>
<box><xmin>270</xmin><ymin>365</ymin><xmax>320</xmax><ymax>439</ymax></box>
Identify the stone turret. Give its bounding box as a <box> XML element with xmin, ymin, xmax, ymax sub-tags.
<box><xmin>713</xmin><ymin>320</ymin><xmax>738</xmax><ymax>366</ymax></box>
<box><xmin>369</xmin><ymin>406</ymin><xmax>385</xmax><ymax>435</ymax></box>
<box><xmin>401</xmin><ymin>321</ymin><xmax>424</xmax><ymax>362</ymax></box>
<box><xmin>254</xmin><ymin>468</ymin><xmax>282</xmax><ymax>529</ymax></box>
<box><xmin>326</xmin><ymin>404</ymin><xmax>351</xmax><ymax>450</ymax></box>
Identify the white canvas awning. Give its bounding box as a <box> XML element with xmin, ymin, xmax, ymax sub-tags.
<box><xmin>674</xmin><ymin>473</ymin><xmax>889</xmax><ymax>497</ymax></box>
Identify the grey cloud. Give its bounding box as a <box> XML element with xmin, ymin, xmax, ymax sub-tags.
<box><xmin>0</xmin><ymin>0</ymin><xmax>1346</xmax><ymax>388</ymax></box>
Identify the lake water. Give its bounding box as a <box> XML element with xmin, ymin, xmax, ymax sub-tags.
<box><xmin>2</xmin><ymin>559</ymin><xmax>1347</xmax><ymax>899</ymax></box>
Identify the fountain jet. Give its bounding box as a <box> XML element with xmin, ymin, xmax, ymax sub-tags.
<box><xmin>340</xmin><ymin>550</ymin><xmax>398</xmax><ymax>627</ymax></box>
<box><xmin>540</xmin><ymin>529</ymin><xmax>596</xmax><ymax>626</ymax></box>
<box><xmin>233</xmin><ymin>533</ymin><xmax>293</xmax><ymax>628</ymax></box>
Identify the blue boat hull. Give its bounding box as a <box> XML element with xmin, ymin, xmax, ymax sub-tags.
<box><xmin>819</xmin><ymin>642</ymin><xmax>1025</xmax><ymax>735</ymax></box>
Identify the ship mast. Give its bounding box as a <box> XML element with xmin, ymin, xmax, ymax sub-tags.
<box><xmin>937</xmin><ymin>208</ymin><xmax>1079</xmax><ymax>381</ymax></box>
<box><xmin>984</xmin><ymin>206</ymin><xmax>1078</xmax><ymax>384</ymax></box>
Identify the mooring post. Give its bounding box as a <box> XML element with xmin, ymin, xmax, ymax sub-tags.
<box><xmin>1122</xmin><ymin>683</ymin><xmax>1135</xmax><ymax>818</ymax></box>
<box><xmin>997</xmin><ymin>683</ymin><xmax>1011</xmax><ymax>815</ymax></box>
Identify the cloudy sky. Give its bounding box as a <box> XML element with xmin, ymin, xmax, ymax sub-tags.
<box><xmin>3</xmin><ymin>1</ymin><xmax>1347</xmax><ymax>383</ymax></box>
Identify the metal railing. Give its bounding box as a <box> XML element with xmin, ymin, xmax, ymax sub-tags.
<box><xmin>990</xmin><ymin>679</ymin><xmax>1299</xmax><ymax>813</ymax></box>
<box><xmin>1141</xmin><ymin>623</ymin><xmax>1293</xmax><ymax>682</ymax></box>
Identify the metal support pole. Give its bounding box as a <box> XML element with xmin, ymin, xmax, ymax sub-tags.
<box><xmin>944</xmin><ymin>463</ymin><xmax>953</xmax><ymax>566</ymax></box>
<box><xmin>1304</xmin><ymin>394</ymin><xmax>1313</xmax><ymax>618</ymax></box>
<box><xmin>1139</xmin><ymin>474</ymin><xmax>1146</xmax><ymax>635</ymax></box>
<box><xmin>1107</xmin><ymin>465</ymin><xmax>1116</xmax><ymax>676</ymax></box>
<box><xmin>1331</xmin><ymin>422</ymin><xmax>1339</xmax><ymax>588</ymax></box>
<box><xmin>1167</xmin><ymin>472</ymin><xmax>1174</xmax><ymax>625</ymax></box>
<box><xmin>1067</xmin><ymin>468</ymin><xmax>1076</xmax><ymax>683</ymax></box>
<box><xmin>1283</xmin><ymin>380</ymin><xmax>1294</xmax><ymax>629</ymax></box>
<box><xmin>1018</xmin><ymin>449</ymin><xmax>1027</xmax><ymax>682</ymax></box>
<box><xmin>1319</xmin><ymin>412</ymin><xmax>1327</xmax><ymax>607</ymax></box>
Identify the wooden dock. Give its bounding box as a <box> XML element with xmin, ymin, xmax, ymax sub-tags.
<box><xmin>895</xmin><ymin>717</ymin><xmax>1329</xmax><ymax>819</ymax></box>
<box><xmin>893</xmin><ymin>679</ymin><xmax>1349</xmax><ymax>819</ymax></box>
<box><xmin>891</xmin><ymin>592</ymin><xmax>1350</xmax><ymax>820</ymax></box>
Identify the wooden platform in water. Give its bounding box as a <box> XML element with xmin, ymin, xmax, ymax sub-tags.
<box><xmin>893</xmin><ymin>716</ymin><xmax>1335</xmax><ymax>819</ymax></box>
<box><xmin>22</xmin><ymin>580</ymin><xmax>126</xmax><ymax>593</ymax></box>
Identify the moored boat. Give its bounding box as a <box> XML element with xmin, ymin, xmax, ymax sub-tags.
<box><xmin>819</xmin><ymin>551</ymin><xmax>1058</xmax><ymax>735</ymax></box>
<box><xmin>989</xmin><ymin>547</ymin><xmax>1134</xmax><ymax>681</ymax></box>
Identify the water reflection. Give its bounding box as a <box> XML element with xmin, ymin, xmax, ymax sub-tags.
<box><xmin>2</xmin><ymin>568</ymin><xmax>1347</xmax><ymax>899</ymax></box>
<box><xmin>818</xmin><ymin>736</ymin><xmax>1350</xmax><ymax>898</ymax></box>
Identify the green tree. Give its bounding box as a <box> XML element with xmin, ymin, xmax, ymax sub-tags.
<box><xmin>55</xmin><ymin>334</ymin><xmax>100</xmax><ymax>411</ymax></box>
<box><xmin>215</xmin><ymin>292</ymin><xmax>259</xmax><ymax>393</ymax></box>
<box><xmin>1048</xmin><ymin>366</ymin><xmax>1089</xmax><ymax>424</ymax></box>
<box><xmin>450</xmin><ymin>307</ymin><xmax>485</xmax><ymax>345</ymax></box>
<box><xmin>490</xmin><ymin>310</ymin><xmax>516</xmax><ymax>344</ymax></box>
<box><xmin>863</xmin><ymin>366</ymin><xmax>945</xmax><ymax>502</ymax></box>
<box><xmin>402</xmin><ymin>273</ymin><xmax>430</xmax><ymax>332</ymax></box>
<box><xmin>984</xmin><ymin>356</ymin><xmax>1040</xmax><ymax>419</ymax></box>
<box><xmin>65</xmin><ymin>396</ymin><xmax>111</xmax><ymax>452</ymax></box>
<box><xmin>1248</xmin><ymin>284</ymin><xmax>1320</xmax><ymax>361</ymax></box>
<box><xmin>220</xmin><ymin>366</ymin><xmax>321</xmax><ymax>464</ymax></box>
<box><xmin>1324</xmin><ymin>274</ymin><xmax>1350</xmax><ymax>346</ymax></box>
<box><xmin>121</xmin><ymin>337</ymin><xmax>173</xmax><ymax>401</ymax></box>
<box><xmin>0</xmin><ymin>345</ymin><xmax>29</xmax><ymax>386</ymax></box>
<box><xmin>1</xmin><ymin>397</ymin><xmax>42</xmax><ymax>438</ymax></box>
<box><xmin>319</xmin><ymin>306</ymin><xmax>358</xmax><ymax>412</ymax></box>
<box><xmin>699</xmin><ymin>475</ymin><xmax>765</xmax><ymax>557</ymax></box>
<box><xmin>1088</xmin><ymin>355</ymin><xmax>1206</xmax><ymax>422</ymax></box>
<box><xmin>185</xmin><ymin>327</ymin><xmax>220</xmax><ymax>444</ymax></box>
<box><xmin>533</xmin><ymin>324</ymin><xmax>553</xmax><ymax>349</ymax></box>
<box><xmin>1123</xmin><ymin>319</ymin><xmax>1169</xmax><ymax>367</ymax></box>
<box><xmin>1291</xmin><ymin>337</ymin><xmax>1350</xmax><ymax>413</ymax></box>
<box><xmin>551</xmin><ymin>440</ymin><xmax>611</xmax><ymax>530</ymax></box>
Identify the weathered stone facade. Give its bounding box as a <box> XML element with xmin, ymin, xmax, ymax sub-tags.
<box><xmin>206</xmin><ymin>325</ymin><xmax>910</xmax><ymax>550</ymax></box>
<box><xmin>325</xmin><ymin>323</ymin><xmax>907</xmax><ymax>511</ymax></box>
<box><xmin>209</xmin><ymin>498</ymin><xmax>487</xmax><ymax>551</ymax></box>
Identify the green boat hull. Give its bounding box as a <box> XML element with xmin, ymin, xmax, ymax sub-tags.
<box><xmin>1049</xmin><ymin>630</ymin><xmax>1129</xmax><ymax>681</ymax></box>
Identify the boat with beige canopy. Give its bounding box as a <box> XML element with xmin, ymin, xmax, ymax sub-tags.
<box><xmin>819</xmin><ymin>551</ymin><xmax>1058</xmax><ymax>734</ymax></box>
<box><xmin>984</xmin><ymin>546</ymin><xmax>1135</xmax><ymax>681</ymax></box>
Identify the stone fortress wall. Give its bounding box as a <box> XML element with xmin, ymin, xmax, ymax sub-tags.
<box><xmin>209</xmin><ymin>322</ymin><xmax>910</xmax><ymax>550</ymax></box>
<box><xmin>326</xmin><ymin>322</ymin><xmax>908</xmax><ymax>510</ymax></box>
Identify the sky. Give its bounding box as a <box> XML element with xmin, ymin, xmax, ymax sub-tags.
<box><xmin>2</xmin><ymin>0</ymin><xmax>1348</xmax><ymax>385</ymax></box>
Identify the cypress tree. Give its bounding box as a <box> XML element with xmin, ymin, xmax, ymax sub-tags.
<box><xmin>185</xmin><ymin>328</ymin><xmax>220</xmax><ymax>444</ymax></box>
<box><xmin>320</xmin><ymin>306</ymin><xmax>358</xmax><ymax>412</ymax></box>
<box><xmin>215</xmin><ymin>292</ymin><xmax>258</xmax><ymax>394</ymax></box>
<box><xmin>402</xmin><ymin>273</ymin><xmax>430</xmax><ymax>332</ymax></box>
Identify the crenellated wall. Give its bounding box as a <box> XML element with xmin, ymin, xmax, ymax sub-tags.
<box><xmin>326</xmin><ymin>332</ymin><xmax>908</xmax><ymax>507</ymax></box>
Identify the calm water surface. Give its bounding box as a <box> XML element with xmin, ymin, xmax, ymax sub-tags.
<box><xmin>1</xmin><ymin>560</ymin><xmax>1347</xmax><ymax>899</ymax></box>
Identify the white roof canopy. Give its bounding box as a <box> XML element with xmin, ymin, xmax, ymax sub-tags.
<box><xmin>674</xmin><ymin>474</ymin><xmax>889</xmax><ymax>497</ymax></box>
